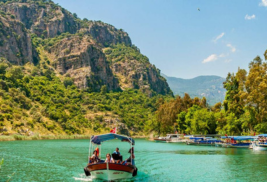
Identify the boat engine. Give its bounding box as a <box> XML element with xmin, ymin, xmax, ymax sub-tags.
<box><xmin>84</xmin><ymin>167</ymin><xmax>91</xmax><ymax>176</ymax></box>
<box><xmin>133</xmin><ymin>167</ymin><xmax>138</xmax><ymax>177</ymax></box>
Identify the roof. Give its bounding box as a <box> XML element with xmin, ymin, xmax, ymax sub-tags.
<box><xmin>221</xmin><ymin>136</ymin><xmax>256</xmax><ymax>140</ymax></box>
<box><xmin>91</xmin><ymin>133</ymin><xmax>135</xmax><ymax>145</ymax></box>
<box><xmin>190</xmin><ymin>137</ymin><xmax>204</xmax><ymax>140</ymax></box>
<box><xmin>258</xmin><ymin>134</ymin><xmax>267</xmax><ymax>137</ymax></box>
<box><xmin>167</xmin><ymin>134</ymin><xmax>184</xmax><ymax>136</ymax></box>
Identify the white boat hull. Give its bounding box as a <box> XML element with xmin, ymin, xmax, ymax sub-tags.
<box><xmin>252</xmin><ymin>142</ymin><xmax>267</xmax><ymax>151</ymax></box>
<box><xmin>85</xmin><ymin>163</ymin><xmax>136</xmax><ymax>181</ymax></box>
<box><xmin>91</xmin><ymin>170</ymin><xmax>133</xmax><ymax>180</ymax></box>
<box><xmin>166</xmin><ymin>139</ymin><xmax>187</xmax><ymax>143</ymax></box>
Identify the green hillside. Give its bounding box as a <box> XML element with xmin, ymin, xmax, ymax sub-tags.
<box><xmin>0</xmin><ymin>0</ymin><xmax>172</xmax><ymax>136</ymax></box>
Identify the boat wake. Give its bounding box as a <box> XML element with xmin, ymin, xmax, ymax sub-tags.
<box><xmin>73</xmin><ymin>174</ymin><xmax>93</xmax><ymax>181</ymax></box>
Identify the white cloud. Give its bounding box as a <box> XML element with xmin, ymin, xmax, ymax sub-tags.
<box><xmin>245</xmin><ymin>14</ymin><xmax>256</xmax><ymax>20</ymax></box>
<box><xmin>202</xmin><ymin>54</ymin><xmax>218</xmax><ymax>63</ymax></box>
<box><xmin>219</xmin><ymin>53</ymin><xmax>226</xmax><ymax>58</ymax></box>
<box><xmin>259</xmin><ymin>0</ymin><xmax>267</xmax><ymax>6</ymax></box>
<box><xmin>227</xmin><ymin>44</ymin><xmax>236</xmax><ymax>52</ymax></box>
<box><xmin>213</xmin><ymin>32</ymin><xmax>225</xmax><ymax>43</ymax></box>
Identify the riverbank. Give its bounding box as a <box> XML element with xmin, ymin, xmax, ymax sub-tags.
<box><xmin>0</xmin><ymin>135</ymin><xmax>91</xmax><ymax>141</ymax></box>
<box><xmin>0</xmin><ymin>134</ymin><xmax>149</xmax><ymax>141</ymax></box>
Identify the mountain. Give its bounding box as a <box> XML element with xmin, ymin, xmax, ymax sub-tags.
<box><xmin>162</xmin><ymin>74</ymin><xmax>226</xmax><ymax>105</ymax></box>
<box><xmin>0</xmin><ymin>0</ymin><xmax>172</xmax><ymax>136</ymax></box>
<box><xmin>0</xmin><ymin>0</ymin><xmax>172</xmax><ymax>96</ymax></box>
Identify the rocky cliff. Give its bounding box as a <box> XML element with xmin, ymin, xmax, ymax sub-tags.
<box><xmin>0</xmin><ymin>13</ymin><xmax>35</xmax><ymax>65</ymax></box>
<box><xmin>1</xmin><ymin>1</ymin><xmax>79</xmax><ymax>38</ymax></box>
<box><xmin>0</xmin><ymin>0</ymin><xmax>172</xmax><ymax>95</ymax></box>
<box><xmin>80</xmin><ymin>21</ymin><xmax>132</xmax><ymax>47</ymax></box>
<box><xmin>47</xmin><ymin>35</ymin><xmax>119</xmax><ymax>90</ymax></box>
<box><xmin>105</xmin><ymin>44</ymin><xmax>172</xmax><ymax>95</ymax></box>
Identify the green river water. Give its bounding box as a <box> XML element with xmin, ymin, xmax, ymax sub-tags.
<box><xmin>0</xmin><ymin>139</ymin><xmax>267</xmax><ymax>182</ymax></box>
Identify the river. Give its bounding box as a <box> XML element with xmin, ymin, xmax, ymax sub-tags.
<box><xmin>0</xmin><ymin>139</ymin><xmax>267</xmax><ymax>181</ymax></box>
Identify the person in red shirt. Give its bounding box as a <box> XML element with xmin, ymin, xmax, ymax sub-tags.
<box><xmin>95</xmin><ymin>147</ymin><xmax>99</xmax><ymax>157</ymax></box>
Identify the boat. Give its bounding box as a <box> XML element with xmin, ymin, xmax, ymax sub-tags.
<box><xmin>252</xmin><ymin>134</ymin><xmax>267</xmax><ymax>151</ymax></box>
<box><xmin>218</xmin><ymin>136</ymin><xmax>256</xmax><ymax>148</ymax></box>
<box><xmin>84</xmin><ymin>133</ymin><xmax>138</xmax><ymax>181</ymax></box>
<box><xmin>186</xmin><ymin>137</ymin><xmax>221</xmax><ymax>145</ymax></box>
<box><xmin>154</xmin><ymin>136</ymin><xmax>168</xmax><ymax>142</ymax></box>
<box><xmin>166</xmin><ymin>134</ymin><xmax>187</xmax><ymax>143</ymax></box>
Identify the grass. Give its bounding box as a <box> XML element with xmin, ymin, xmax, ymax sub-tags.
<box><xmin>0</xmin><ymin>134</ymin><xmax>91</xmax><ymax>141</ymax></box>
<box><xmin>0</xmin><ymin>133</ymin><xmax>149</xmax><ymax>142</ymax></box>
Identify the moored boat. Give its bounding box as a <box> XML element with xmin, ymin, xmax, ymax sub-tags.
<box><xmin>84</xmin><ymin>133</ymin><xmax>138</xmax><ymax>181</ymax></box>
<box><xmin>186</xmin><ymin>137</ymin><xmax>221</xmax><ymax>145</ymax></box>
<box><xmin>166</xmin><ymin>134</ymin><xmax>187</xmax><ymax>143</ymax></box>
<box><xmin>154</xmin><ymin>136</ymin><xmax>168</xmax><ymax>142</ymax></box>
<box><xmin>252</xmin><ymin>134</ymin><xmax>267</xmax><ymax>151</ymax></box>
<box><xmin>218</xmin><ymin>136</ymin><xmax>256</xmax><ymax>148</ymax></box>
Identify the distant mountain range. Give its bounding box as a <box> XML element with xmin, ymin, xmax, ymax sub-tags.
<box><xmin>162</xmin><ymin>74</ymin><xmax>226</xmax><ymax>106</ymax></box>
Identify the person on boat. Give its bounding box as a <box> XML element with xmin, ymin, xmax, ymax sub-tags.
<box><xmin>113</xmin><ymin>147</ymin><xmax>121</xmax><ymax>155</ymax></box>
<box><xmin>95</xmin><ymin>147</ymin><xmax>99</xmax><ymax>157</ymax></box>
<box><xmin>105</xmin><ymin>153</ymin><xmax>115</xmax><ymax>163</ymax></box>
<box><xmin>112</xmin><ymin>147</ymin><xmax>123</xmax><ymax>163</ymax></box>
<box><xmin>122</xmin><ymin>147</ymin><xmax>135</xmax><ymax>166</ymax></box>
<box><xmin>90</xmin><ymin>150</ymin><xmax>100</xmax><ymax>164</ymax></box>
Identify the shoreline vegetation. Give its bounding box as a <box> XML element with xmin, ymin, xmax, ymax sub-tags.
<box><xmin>0</xmin><ymin>134</ymin><xmax>149</xmax><ymax>142</ymax></box>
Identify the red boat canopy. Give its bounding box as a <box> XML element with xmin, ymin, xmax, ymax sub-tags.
<box><xmin>91</xmin><ymin>133</ymin><xmax>135</xmax><ymax>145</ymax></box>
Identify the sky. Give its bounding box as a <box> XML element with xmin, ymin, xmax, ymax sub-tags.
<box><xmin>54</xmin><ymin>0</ymin><xmax>267</xmax><ymax>79</ymax></box>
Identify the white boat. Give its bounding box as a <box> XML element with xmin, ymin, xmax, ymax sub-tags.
<box><xmin>84</xmin><ymin>133</ymin><xmax>137</xmax><ymax>181</ymax></box>
<box><xmin>154</xmin><ymin>136</ymin><xmax>168</xmax><ymax>142</ymax></box>
<box><xmin>252</xmin><ymin>134</ymin><xmax>267</xmax><ymax>151</ymax></box>
<box><xmin>166</xmin><ymin>134</ymin><xmax>187</xmax><ymax>143</ymax></box>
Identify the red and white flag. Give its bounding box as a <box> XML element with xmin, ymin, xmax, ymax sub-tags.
<box><xmin>110</xmin><ymin>127</ymin><xmax>116</xmax><ymax>134</ymax></box>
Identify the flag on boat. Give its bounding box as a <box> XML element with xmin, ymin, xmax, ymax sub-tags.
<box><xmin>110</xmin><ymin>127</ymin><xmax>116</xmax><ymax>134</ymax></box>
<box><xmin>225</xmin><ymin>134</ymin><xmax>228</xmax><ymax>138</ymax></box>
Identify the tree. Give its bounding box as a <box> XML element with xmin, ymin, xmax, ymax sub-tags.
<box><xmin>100</xmin><ymin>85</ymin><xmax>107</xmax><ymax>94</ymax></box>
<box><xmin>176</xmin><ymin>111</ymin><xmax>187</xmax><ymax>133</ymax></box>
<box><xmin>245</xmin><ymin>56</ymin><xmax>267</xmax><ymax>132</ymax></box>
<box><xmin>63</xmin><ymin>77</ymin><xmax>74</xmax><ymax>88</ymax></box>
<box><xmin>0</xmin><ymin>63</ymin><xmax>8</xmax><ymax>78</ymax></box>
<box><xmin>5</xmin><ymin>66</ymin><xmax>23</xmax><ymax>82</ymax></box>
<box><xmin>73</xmin><ymin>13</ymin><xmax>78</xmax><ymax>19</ymax></box>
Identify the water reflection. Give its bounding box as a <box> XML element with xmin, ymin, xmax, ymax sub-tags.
<box><xmin>174</xmin><ymin>150</ymin><xmax>223</xmax><ymax>155</ymax></box>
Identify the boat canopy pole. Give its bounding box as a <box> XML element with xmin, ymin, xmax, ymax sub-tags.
<box><xmin>88</xmin><ymin>138</ymin><xmax>92</xmax><ymax>163</ymax></box>
<box><xmin>126</xmin><ymin>135</ymin><xmax>133</xmax><ymax>165</ymax></box>
<box><xmin>100</xmin><ymin>144</ymin><xmax>101</xmax><ymax>159</ymax></box>
<box><xmin>131</xmin><ymin>140</ymin><xmax>132</xmax><ymax>165</ymax></box>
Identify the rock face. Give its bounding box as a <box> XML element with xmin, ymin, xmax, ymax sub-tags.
<box><xmin>0</xmin><ymin>14</ymin><xmax>35</xmax><ymax>65</ymax></box>
<box><xmin>80</xmin><ymin>21</ymin><xmax>132</xmax><ymax>47</ymax></box>
<box><xmin>1</xmin><ymin>2</ymin><xmax>79</xmax><ymax>38</ymax></box>
<box><xmin>48</xmin><ymin>35</ymin><xmax>119</xmax><ymax>90</ymax></box>
<box><xmin>112</xmin><ymin>60</ymin><xmax>171</xmax><ymax>95</ymax></box>
<box><xmin>105</xmin><ymin>45</ymin><xmax>173</xmax><ymax>95</ymax></box>
<box><xmin>0</xmin><ymin>0</ymin><xmax>172</xmax><ymax>95</ymax></box>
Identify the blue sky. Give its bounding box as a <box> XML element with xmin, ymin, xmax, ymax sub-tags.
<box><xmin>54</xmin><ymin>0</ymin><xmax>267</xmax><ymax>79</ymax></box>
